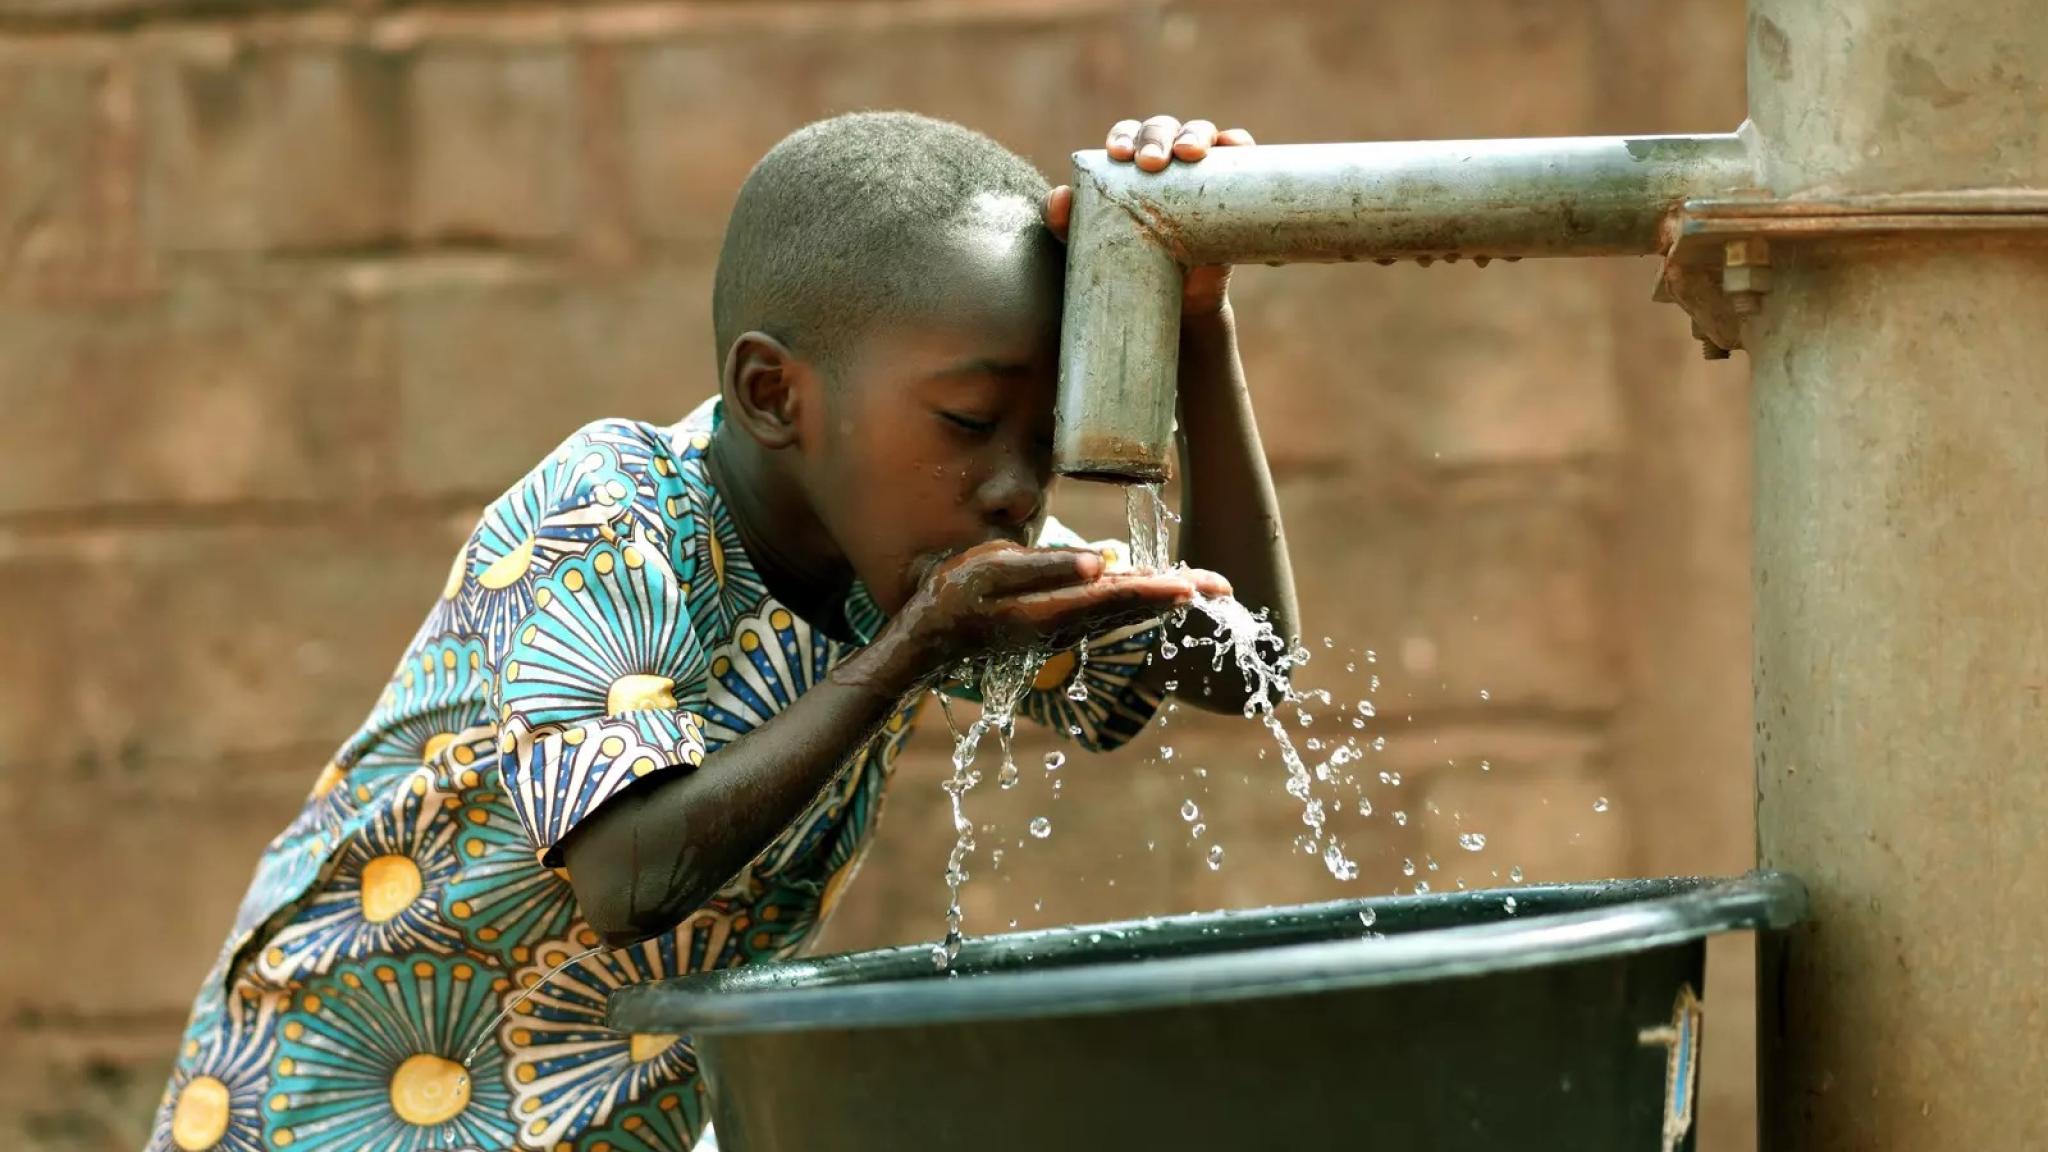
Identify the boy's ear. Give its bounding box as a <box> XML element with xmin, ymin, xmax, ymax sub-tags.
<box><xmin>720</xmin><ymin>331</ymin><xmax>812</xmax><ymax>450</ymax></box>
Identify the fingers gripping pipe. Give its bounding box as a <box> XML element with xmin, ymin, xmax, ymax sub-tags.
<box><xmin>1052</xmin><ymin>132</ymin><xmax>1757</xmax><ymax>482</ymax></box>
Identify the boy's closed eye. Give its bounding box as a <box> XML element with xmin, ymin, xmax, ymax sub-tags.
<box><xmin>937</xmin><ymin>409</ymin><xmax>998</xmax><ymax>435</ymax></box>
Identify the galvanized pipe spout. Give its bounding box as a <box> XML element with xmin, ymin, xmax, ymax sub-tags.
<box><xmin>1053</xmin><ymin>132</ymin><xmax>1756</xmax><ymax>482</ymax></box>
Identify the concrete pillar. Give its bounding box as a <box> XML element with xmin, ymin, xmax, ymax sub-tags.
<box><xmin>1746</xmin><ymin>2</ymin><xmax>2048</xmax><ymax>1147</ymax></box>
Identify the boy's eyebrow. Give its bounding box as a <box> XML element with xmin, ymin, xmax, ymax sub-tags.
<box><xmin>922</xmin><ymin>356</ymin><xmax>1033</xmax><ymax>381</ymax></box>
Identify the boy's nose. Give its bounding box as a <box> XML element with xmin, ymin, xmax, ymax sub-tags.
<box><xmin>975</xmin><ymin>460</ymin><xmax>1044</xmax><ymax>536</ymax></box>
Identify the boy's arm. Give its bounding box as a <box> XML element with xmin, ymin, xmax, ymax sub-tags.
<box><xmin>562</xmin><ymin>544</ymin><xmax>1226</xmax><ymax>947</ymax></box>
<box><xmin>1155</xmin><ymin>300</ymin><xmax>1301</xmax><ymax>714</ymax></box>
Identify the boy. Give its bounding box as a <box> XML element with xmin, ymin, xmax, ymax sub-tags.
<box><xmin>150</xmin><ymin>111</ymin><xmax>1296</xmax><ymax>1152</ymax></box>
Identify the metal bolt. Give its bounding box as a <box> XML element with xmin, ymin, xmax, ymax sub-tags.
<box><xmin>1723</xmin><ymin>237</ymin><xmax>1772</xmax><ymax>315</ymax></box>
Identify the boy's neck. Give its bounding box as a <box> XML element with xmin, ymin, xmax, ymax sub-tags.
<box><xmin>706</xmin><ymin>423</ymin><xmax>858</xmax><ymax>642</ymax></box>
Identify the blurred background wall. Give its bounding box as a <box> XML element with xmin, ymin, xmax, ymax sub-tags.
<box><xmin>0</xmin><ymin>0</ymin><xmax>1756</xmax><ymax>1147</ymax></box>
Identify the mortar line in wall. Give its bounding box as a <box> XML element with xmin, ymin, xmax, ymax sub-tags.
<box><xmin>0</xmin><ymin>490</ymin><xmax>497</xmax><ymax>539</ymax></box>
<box><xmin>0</xmin><ymin>0</ymin><xmax>1139</xmax><ymax>42</ymax></box>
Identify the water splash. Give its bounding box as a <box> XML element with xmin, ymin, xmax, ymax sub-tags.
<box><xmin>1121</xmin><ymin>484</ymin><xmax>1361</xmax><ymax>882</ymax></box>
<box><xmin>932</xmin><ymin>651</ymin><xmax>1043</xmax><ymax>970</ymax></box>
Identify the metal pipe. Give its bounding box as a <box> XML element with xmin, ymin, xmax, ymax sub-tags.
<box><xmin>1054</xmin><ymin>133</ymin><xmax>1756</xmax><ymax>481</ymax></box>
<box><xmin>1746</xmin><ymin>1</ymin><xmax>2048</xmax><ymax>1147</ymax></box>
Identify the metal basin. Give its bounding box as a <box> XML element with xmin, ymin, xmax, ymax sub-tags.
<box><xmin>610</xmin><ymin>872</ymin><xmax>1805</xmax><ymax>1152</ymax></box>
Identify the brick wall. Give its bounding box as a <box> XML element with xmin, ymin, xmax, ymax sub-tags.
<box><xmin>0</xmin><ymin>1</ymin><xmax>1756</xmax><ymax>1147</ymax></box>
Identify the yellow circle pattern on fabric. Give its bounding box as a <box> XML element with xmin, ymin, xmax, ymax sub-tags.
<box><xmin>170</xmin><ymin>1075</ymin><xmax>231</xmax><ymax>1151</ymax></box>
<box><xmin>477</xmin><ymin>535</ymin><xmax>537</xmax><ymax>590</ymax></box>
<box><xmin>359</xmin><ymin>855</ymin><xmax>424</xmax><ymax>924</ymax></box>
<box><xmin>388</xmin><ymin>1053</ymin><xmax>471</xmax><ymax>1127</ymax></box>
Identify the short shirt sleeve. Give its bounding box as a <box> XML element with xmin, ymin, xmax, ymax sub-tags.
<box><xmin>490</xmin><ymin>422</ymin><xmax>715</xmax><ymax>866</ymax></box>
<box><xmin>1013</xmin><ymin>516</ymin><xmax>1167</xmax><ymax>752</ymax></box>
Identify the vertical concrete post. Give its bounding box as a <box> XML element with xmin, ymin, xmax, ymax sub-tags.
<box><xmin>1746</xmin><ymin>2</ymin><xmax>2048</xmax><ymax>1147</ymax></box>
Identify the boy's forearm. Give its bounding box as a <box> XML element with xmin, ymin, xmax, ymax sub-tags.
<box><xmin>561</xmin><ymin>629</ymin><xmax>931</xmax><ymax>947</ymax></box>
<box><xmin>1156</xmin><ymin>302</ymin><xmax>1300</xmax><ymax>709</ymax></box>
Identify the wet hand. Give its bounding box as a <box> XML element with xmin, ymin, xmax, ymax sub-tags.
<box><xmin>1044</xmin><ymin>116</ymin><xmax>1257</xmax><ymax>316</ymax></box>
<box><xmin>893</xmin><ymin>541</ymin><xmax>1230</xmax><ymax>674</ymax></box>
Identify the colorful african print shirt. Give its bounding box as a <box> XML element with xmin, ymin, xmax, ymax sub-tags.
<box><xmin>149</xmin><ymin>397</ymin><xmax>1165</xmax><ymax>1152</ymax></box>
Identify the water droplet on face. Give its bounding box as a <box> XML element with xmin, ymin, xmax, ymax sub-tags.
<box><xmin>1207</xmin><ymin>845</ymin><xmax>1225</xmax><ymax>870</ymax></box>
<box><xmin>1459</xmin><ymin>832</ymin><xmax>1488</xmax><ymax>852</ymax></box>
<box><xmin>1510</xmin><ymin>865</ymin><xmax>1525</xmax><ymax>883</ymax></box>
<box><xmin>1181</xmin><ymin>799</ymin><xmax>1200</xmax><ymax>822</ymax></box>
<box><xmin>1594</xmin><ymin>797</ymin><xmax>1610</xmax><ymax>813</ymax></box>
<box><xmin>1029</xmin><ymin>817</ymin><xmax>1052</xmax><ymax>838</ymax></box>
<box><xmin>1043</xmin><ymin>751</ymin><xmax>1065</xmax><ymax>772</ymax></box>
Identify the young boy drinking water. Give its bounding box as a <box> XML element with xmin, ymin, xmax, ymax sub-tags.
<box><xmin>150</xmin><ymin>110</ymin><xmax>1296</xmax><ymax>1152</ymax></box>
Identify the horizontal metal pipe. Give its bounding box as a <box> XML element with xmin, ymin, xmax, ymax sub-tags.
<box><xmin>1074</xmin><ymin>132</ymin><xmax>1755</xmax><ymax>266</ymax></box>
<box><xmin>1054</xmin><ymin>132</ymin><xmax>1754</xmax><ymax>482</ymax></box>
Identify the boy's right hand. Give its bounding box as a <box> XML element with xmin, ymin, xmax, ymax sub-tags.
<box><xmin>889</xmin><ymin>541</ymin><xmax>1230</xmax><ymax>680</ymax></box>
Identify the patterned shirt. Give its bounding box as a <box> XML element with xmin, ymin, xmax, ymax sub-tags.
<box><xmin>149</xmin><ymin>397</ymin><xmax>1163</xmax><ymax>1152</ymax></box>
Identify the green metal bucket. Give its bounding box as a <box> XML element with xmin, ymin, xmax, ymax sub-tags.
<box><xmin>610</xmin><ymin>872</ymin><xmax>1805</xmax><ymax>1152</ymax></box>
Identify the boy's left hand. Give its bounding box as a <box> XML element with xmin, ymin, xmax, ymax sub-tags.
<box><xmin>1045</xmin><ymin>115</ymin><xmax>1256</xmax><ymax>317</ymax></box>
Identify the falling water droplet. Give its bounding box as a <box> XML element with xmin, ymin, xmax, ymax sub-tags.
<box><xmin>1190</xmin><ymin>822</ymin><xmax>1206</xmax><ymax>838</ymax></box>
<box><xmin>1503</xmin><ymin>895</ymin><xmax>1519</xmax><ymax>914</ymax></box>
<box><xmin>1479</xmin><ymin>689</ymin><xmax>1490</xmax><ymax>701</ymax></box>
<box><xmin>1359</xmin><ymin>907</ymin><xmax>1378</xmax><ymax>928</ymax></box>
<box><xmin>997</xmin><ymin>762</ymin><xmax>1019</xmax><ymax>789</ymax></box>
<box><xmin>1206</xmin><ymin>845</ymin><xmax>1225</xmax><ymax>870</ymax></box>
<box><xmin>1594</xmin><ymin>797</ymin><xmax>1610</xmax><ymax>813</ymax></box>
<box><xmin>1480</xmin><ymin>759</ymin><xmax>1492</xmax><ymax>772</ymax></box>
<box><xmin>1414</xmin><ymin>880</ymin><xmax>1431</xmax><ymax>894</ymax></box>
<box><xmin>1459</xmin><ymin>832</ymin><xmax>1487</xmax><ymax>852</ymax></box>
<box><xmin>1160</xmin><ymin>746</ymin><xmax>1175</xmax><ymax>760</ymax></box>
<box><xmin>1510</xmin><ymin>865</ymin><xmax>1525</xmax><ymax>883</ymax></box>
<box><xmin>1181</xmin><ymin>799</ymin><xmax>1200</xmax><ymax>822</ymax></box>
<box><xmin>1043</xmin><ymin>751</ymin><xmax>1065</xmax><ymax>772</ymax></box>
<box><xmin>1401</xmin><ymin>857</ymin><xmax>1417</xmax><ymax>877</ymax></box>
<box><xmin>1029</xmin><ymin>817</ymin><xmax>1051</xmax><ymax>839</ymax></box>
<box><xmin>1357</xmin><ymin>797</ymin><xmax>1373</xmax><ymax>816</ymax></box>
<box><xmin>1393</xmin><ymin>810</ymin><xmax>1408</xmax><ymax>826</ymax></box>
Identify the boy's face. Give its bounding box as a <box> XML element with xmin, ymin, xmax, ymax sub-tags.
<box><xmin>797</xmin><ymin>207</ymin><xmax>1067</xmax><ymax>616</ymax></box>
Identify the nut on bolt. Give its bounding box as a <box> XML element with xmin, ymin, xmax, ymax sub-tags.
<box><xmin>1722</xmin><ymin>238</ymin><xmax>1772</xmax><ymax>316</ymax></box>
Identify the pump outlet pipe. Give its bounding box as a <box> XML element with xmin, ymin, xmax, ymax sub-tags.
<box><xmin>1052</xmin><ymin>132</ymin><xmax>1755</xmax><ymax>482</ymax></box>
